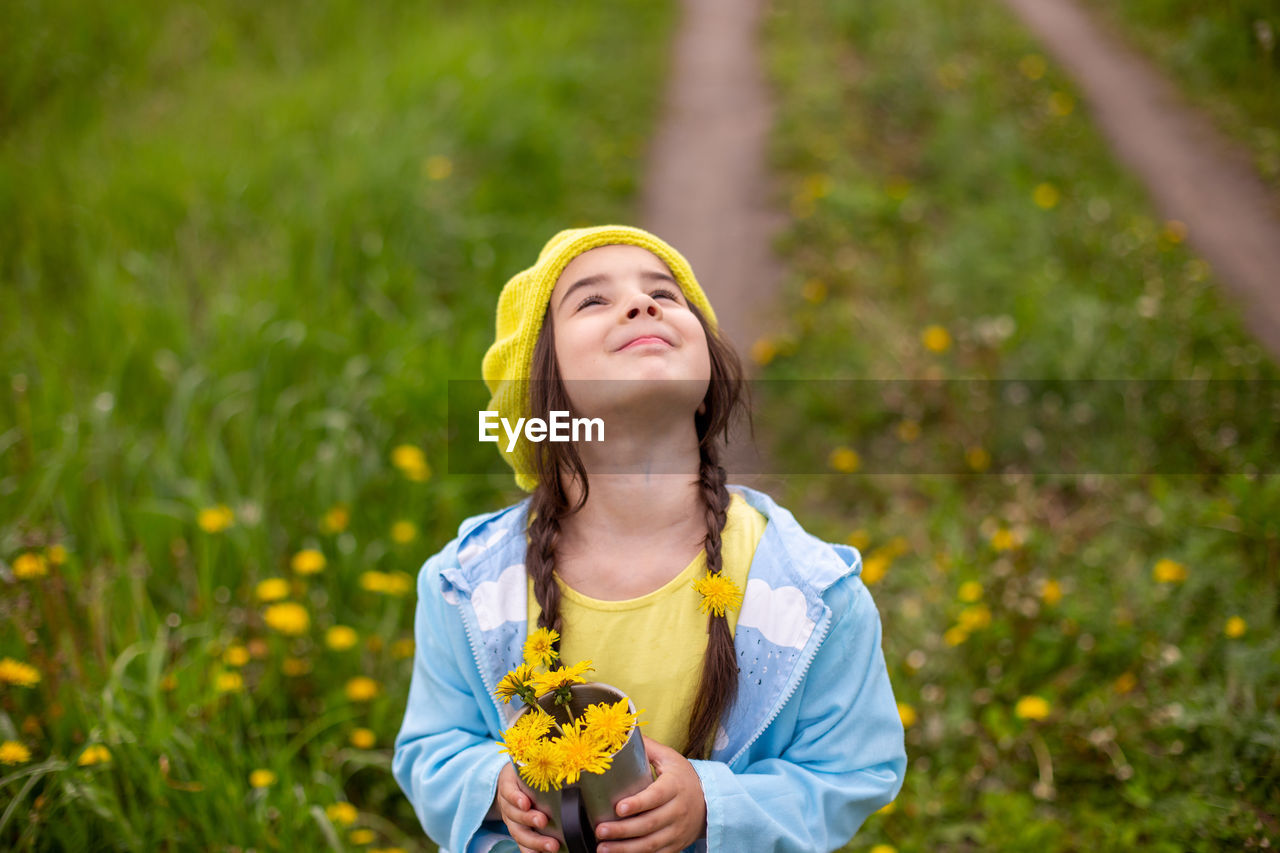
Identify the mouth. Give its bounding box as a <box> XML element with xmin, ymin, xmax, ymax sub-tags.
<box><xmin>616</xmin><ymin>334</ymin><xmax>673</xmax><ymax>351</ymax></box>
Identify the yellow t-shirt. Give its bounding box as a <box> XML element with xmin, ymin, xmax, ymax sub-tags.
<box><xmin>526</xmin><ymin>493</ymin><xmax>767</xmax><ymax>752</ymax></box>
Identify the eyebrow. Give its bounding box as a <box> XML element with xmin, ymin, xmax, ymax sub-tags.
<box><xmin>557</xmin><ymin>270</ymin><xmax>680</xmax><ymax>312</ymax></box>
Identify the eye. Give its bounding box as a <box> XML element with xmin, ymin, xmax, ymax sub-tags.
<box><xmin>575</xmin><ymin>293</ymin><xmax>606</xmax><ymax>311</ymax></box>
<box><xmin>651</xmin><ymin>288</ymin><xmax>680</xmax><ymax>301</ymax></box>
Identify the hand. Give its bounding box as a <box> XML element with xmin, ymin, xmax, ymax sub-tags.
<box><xmin>495</xmin><ymin>762</ymin><xmax>561</xmax><ymax>853</ymax></box>
<box><xmin>593</xmin><ymin>735</ymin><xmax>707</xmax><ymax>853</ymax></box>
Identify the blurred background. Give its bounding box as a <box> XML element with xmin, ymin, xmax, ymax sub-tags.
<box><xmin>2</xmin><ymin>0</ymin><xmax>1278</xmax><ymax>849</ymax></box>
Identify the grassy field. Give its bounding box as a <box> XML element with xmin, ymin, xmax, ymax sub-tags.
<box><xmin>759</xmin><ymin>0</ymin><xmax>1280</xmax><ymax>849</ymax></box>
<box><xmin>1</xmin><ymin>1</ymin><xmax>675</xmax><ymax>849</ymax></box>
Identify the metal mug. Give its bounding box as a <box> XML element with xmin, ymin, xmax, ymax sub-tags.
<box><xmin>512</xmin><ymin>682</ymin><xmax>653</xmax><ymax>853</ymax></box>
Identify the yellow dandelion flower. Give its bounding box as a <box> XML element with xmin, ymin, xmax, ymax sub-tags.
<box><xmin>249</xmin><ymin>768</ymin><xmax>277</xmax><ymax>788</ymax></box>
<box><xmin>1019</xmin><ymin>53</ymin><xmax>1047</xmax><ymax>80</ymax></box>
<box><xmin>1224</xmin><ymin>616</ymin><xmax>1246</xmax><ymax>638</ymax></box>
<box><xmin>801</xmin><ymin>279</ymin><xmax>828</xmax><ymax>304</ymax></box>
<box><xmin>750</xmin><ymin>337</ymin><xmax>777</xmax><ymax>366</ymax></box>
<box><xmin>921</xmin><ymin>325</ymin><xmax>951</xmax><ymax>353</ymax></box>
<box><xmin>78</xmin><ymin>744</ymin><xmax>112</xmax><ymax>767</ymax></box>
<box><xmin>958</xmin><ymin>604</ymin><xmax>992</xmax><ymax>632</ymax></box>
<box><xmin>321</xmin><ymin>505</ymin><xmax>350</xmax><ymax>534</ymax></box>
<box><xmin>423</xmin><ymin>154</ymin><xmax>453</xmax><ymax>181</ymax></box>
<box><xmin>46</xmin><ymin>544</ymin><xmax>68</xmax><ymax>565</ymax></box>
<box><xmin>13</xmin><ymin>551</ymin><xmax>49</xmax><ymax>579</ymax></box>
<box><xmin>1014</xmin><ymin>695</ymin><xmax>1051</xmax><ymax>721</ymax></box>
<box><xmin>828</xmin><ymin>446</ymin><xmax>860</xmax><ymax>474</ymax></box>
<box><xmin>291</xmin><ymin>548</ymin><xmax>326</xmax><ymax>575</ymax></box>
<box><xmin>692</xmin><ymin>572</ymin><xmax>744</xmax><ymax>617</ymax></box>
<box><xmin>876</xmin><ymin>800</ymin><xmax>897</xmax><ymax>815</ymax></box>
<box><xmin>350</xmin><ymin>728</ymin><xmax>377</xmax><ymax>749</ymax></box>
<box><xmin>223</xmin><ymin>645</ymin><xmax>250</xmax><ymax>667</ymax></box>
<box><xmin>198</xmin><ymin>504</ymin><xmax>235</xmax><ymax>533</ymax></box>
<box><xmin>391</xmin><ymin>444</ymin><xmax>431</xmax><ymax>482</ymax></box>
<box><xmin>581</xmin><ymin>699</ymin><xmax>637</xmax><ymax>754</ymax></box>
<box><xmin>215</xmin><ymin>671</ymin><xmax>244</xmax><ymax>693</ymax></box>
<box><xmin>282</xmin><ymin>657</ymin><xmax>312</xmax><ymax>677</ymax></box>
<box><xmin>897</xmin><ymin>703</ymin><xmax>918</xmax><ymax>729</ymax></box>
<box><xmin>1048</xmin><ymin>91</ymin><xmax>1074</xmax><ymax>116</ymax></box>
<box><xmin>896</xmin><ymin>419</ymin><xmax>921</xmax><ymax>443</ymax></box>
<box><xmin>943</xmin><ymin>626</ymin><xmax>968</xmax><ymax>646</ymax></box>
<box><xmin>360</xmin><ymin>570</ymin><xmax>413</xmax><ymax>596</ymax></box>
<box><xmin>555</xmin><ymin>723</ymin><xmax>613</xmax><ymax>785</ymax></box>
<box><xmin>345</xmin><ymin>677</ymin><xmax>380</xmax><ymax>702</ymax></box>
<box><xmin>264</xmin><ymin>602</ymin><xmax>309</xmax><ymax>636</ymax></box>
<box><xmin>532</xmin><ymin>660</ymin><xmax>595</xmax><ymax>698</ymax></box>
<box><xmin>326</xmin><ymin>802</ymin><xmax>358</xmax><ymax>827</ymax></box>
<box><xmin>847</xmin><ymin>529</ymin><xmax>871</xmax><ymax>550</ymax></box>
<box><xmin>966</xmin><ymin>446</ymin><xmax>991</xmax><ymax>472</ymax></box>
<box><xmin>0</xmin><ymin>741</ymin><xmax>31</xmax><ymax>765</ymax></box>
<box><xmin>0</xmin><ymin>658</ymin><xmax>41</xmax><ymax>687</ymax></box>
<box><xmin>990</xmin><ymin>527</ymin><xmax>1018</xmax><ymax>551</ymax></box>
<box><xmin>350</xmin><ymin>828</ymin><xmax>377</xmax><ymax>845</ymax></box>
<box><xmin>1152</xmin><ymin>558</ymin><xmax>1188</xmax><ymax>584</ymax></box>
<box><xmin>390</xmin><ymin>521</ymin><xmax>418</xmax><ymax>544</ymax></box>
<box><xmin>255</xmin><ymin>577</ymin><xmax>290</xmax><ymax>602</ymax></box>
<box><xmin>871</xmin><ymin>844</ymin><xmax>898</xmax><ymax>853</ymax></box>
<box><xmin>1033</xmin><ymin>183</ymin><xmax>1060</xmax><ymax>209</ymax></box>
<box><xmin>499</xmin><ymin>709</ymin><xmax>556</xmax><ymax>764</ymax></box>
<box><xmin>326</xmin><ymin>625</ymin><xmax>359</xmax><ymax>651</ymax></box>
<box><xmin>391</xmin><ymin>638</ymin><xmax>415</xmax><ymax>659</ymax></box>
<box><xmin>517</xmin><ymin>738</ymin><xmax>565</xmax><ymax>793</ymax></box>
<box><xmin>861</xmin><ymin>554</ymin><xmax>890</xmax><ymax>586</ymax></box>
<box><xmin>523</xmin><ymin>627</ymin><xmax>560</xmax><ymax>668</ymax></box>
<box><xmin>958</xmin><ymin>581</ymin><xmax>982</xmax><ymax>602</ymax></box>
<box><xmin>1039</xmin><ymin>579</ymin><xmax>1063</xmax><ymax>606</ymax></box>
<box><xmin>1113</xmin><ymin>672</ymin><xmax>1137</xmax><ymax>694</ymax></box>
<box><xmin>494</xmin><ymin>663</ymin><xmax>539</xmax><ymax>705</ymax></box>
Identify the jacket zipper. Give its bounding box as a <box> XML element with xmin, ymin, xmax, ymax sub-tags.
<box><xmin>446</xmin><ymin>577</ymin><xmax>508</xmax><ymax>726</ymax></box>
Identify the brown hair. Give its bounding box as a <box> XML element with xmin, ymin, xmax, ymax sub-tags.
<box><xmin>524</xmin><ymin>298</ymin><xmax>749</xmax><ymax>759</ymax></box>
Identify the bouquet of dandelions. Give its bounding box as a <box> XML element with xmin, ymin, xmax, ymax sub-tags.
<box><xmin>494</xmin><ymin>627</ymin><xmax>643</xmax><ymax>794</ymax></box>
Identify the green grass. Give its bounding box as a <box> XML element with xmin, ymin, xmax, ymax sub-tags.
<box><xmin>1075</xmin><ymin>0</ymin><xmax>1280</xmax><ymax>192</ymax></box>
<box><xmin>0</xmin><ymin>1</ymin><xmax>678</xmax><ymax>848</ymax></box>
<box><xmin>759</xmin><ymin>0</ymin><xmax>1280</xmax><ymax>849</ymax></box>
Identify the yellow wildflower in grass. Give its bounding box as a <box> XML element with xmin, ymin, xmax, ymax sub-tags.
<box><xmin>1113</xmin><ymin>672</ymin><xmax>1137</xmax><ymax>695</ymax></box>
<box><xmin>78</xmin><ymin>744</ymin><xmax>112</xmax><ymax>767</ymax></box>
<box><xmin>1152</xmin><ymin>558</ymin><xmax>1188</xmax><ymax>584</ymax></box>
<box><xmin>321</xmin><ymin>505</ymin><xmax>350</xmax><ymax>534</ymax></box>
<box><xmin>494</xmin><ymin>663</ymin><xmax>539</xmax><ymax>705</ymax></box>
<box><xmin>990</xmin><ymin>527</ymin><xmax>1017</xmax><ymax>551</ymax></box>
<box><xmin>897</xmin><ymin>703</ymin><xmax>918</xmax><ymax>729</ymax></box>
<box><xmin>847</xmin><ymin>529</ymin><xmax>871</xmax><ymax>551</ymax></box>
<box><xmin>958</xmin><ymin>581</ymin><xmax>983</xmax><ymax>603</ymax></box>
<box><xmin>1015</xmin><ymin>695</ymin><xmax>1051</xmax><ymax>721</ymax></box>
<box><xmin>523</xmin><ymin>627</ymin><xmax>561</xmax><ymax>668</ymax></box>
<box><xmin>896</xmin><ymin>419</ymin><xmax>921</xmax><ymax>443</ymax></box>
<box><xmin>350</xmin><ymin>728</ymin><xmax>377</xmax><ymax>749</ymax></box>
<box><xmin>517</xmin><ymin>738</ymin><xmax>565</xmax><ymax>793</ymax></box>
<box><xmin>256</xmin><ymin>577</ymin><xmax>290</xmax><ymax>602</ymax></box>
<box><xmin>692</xmin><ymin>571</ymin><xmax>744</xmax><ymax>617</ymax></box>
<box><xmin>291</xmin><ymin>548</ymin><xmax>326</xmax><ymax>575</ymax></box>
<box><xmin>1224</xmin><ymin>616</ymin><xmax>1247</xmax><ymax>638</ymax></box>
<box><xmin>391</xmin><ymin>444</ymin><xmax>431</xmax><ymax>482</ymax></box>
<box><xmin>801</xmin><ymin>279</ymin><xmax>828</xmax><ymax>304</ymax></box>
<box><xmin>580</xmin><ymin>699</ymin><xmax>637</xmax><ymax>754</ymax></box>
<box><xmin>345</xmin><ymin>677</ymin><xmax>380</xmax><ymax>702</ymax></box>
<box><xmin>215</xmin><ymin>671</ymin><xmax>244</xmax><ymax>693</ymax></box>
<box><xmin>828</xmin><ymin>446</ymin><xmax>861</xmax><ymax>474</ymax></box>
<box><xmin>326</xmin><ymin>802</ymin><xmax>359</xmax><ymax>827</ymax></box>
<box><xmin>532</xmin><ymin>660</ymin><xmax>594</xmax><ymax>697</ymax></box>
<box><xmin>1033</xmin><ymin>183</ymin><xmax>1060</xmax><ymax>210</ymax></box>
<box><xmin>13</xmin><ymin>552</ymin><xmax>49</xmax><ymax>579</ymax></box>
<box><xmin>391</xmin><ymin>521</ymin><xmax>418</xmax><ymax>544</ymax></box>
<box><xmin>46</xmin><ymin>544</ymin><xmax>68</xmax><ymax>565</ymax></box>
<box><xmin>1041</xmin><ymin>579</ymin><xmax>1063</xmax><ymax>607</ymax></box>
<box><xmin>198</xmin><ymin>505</ymin><xmax>235</xmax><ymax>533</ymax></box>
<box><xmin>391</xmin><ymin>638</ymin><xmax>415</xmax><ymax>659</ymax></box>
<box><xmin>921</xmin><ymin>325</ymin><xmax>951</xmax><ymax>354</ymax></box>
<box><xmin>264</xmin><ymin>602</ymin><xmax>310</xmax><ymax>636</ymax></box>
<box><xmin>555</xmin><ymin>723</ymin><xmax>614</xmax><ymax>785</ymax></box>
<box><xmin>423</xmin><ymin>154</ymin><xmax>453</xmax><ymax>181</ymax></box>
<box><xmin>249</xmin><ymin>769</ymin><xmax>277</xmax><ymax>788</ymax></box>
<box><xmin>326</xmin><ymin>625</ymin><xmax>359</xmax><ymax>651</ymax></box>
<box><xmin>861</xmin><ymin>554</ymin><xmax>890</xmax><ymax>586</ymax></box>
<box><xmin>350</xmin><ymin>829</ymin><xmax>377</xmax><ymax>845</ymax></box>
<box><xmin>1048</xmin><ymin>91</ymin><xmax>1075</xmax><ymax>117</ymax></box>
<box><xmin>498</xmin><ymin>709</ymin><xmax>557</xmax><ymax>765</ymax></box>
<box><xmin>223</xmin><ymin>645</ymin><xmax>251</xmax><ymax>667</ymax></box>
<box><xmin>0</xmin><ymin>741</ymin><xmax>31</xmax><ymax>765</ymax></box>
<box><xmin>966</xmin><ymin>446</ymin><xmax>992</xmax><ymax>472</ymax></box>
<box><xmin>1019</xmin><ymin>53</ymin><xmax>1047</xmax><ymax>80</ymax></box>
<box><xmin>750</xmin><ymin>337</ymin><xmax>778</xmax><ymax>366</ymax></box>
<box><xmin>870</xmin><ymin>845</ymin><xmax>898</xmax><ymax>853</ymax></box>
<box><xmin>958</xmin><ymin>604</ymin><xmax>992</xmax><ymax>632</ymax></box>
<box><xmin>0</xmin><ymin>658</ymin><xmax>41</xmax><ymax>687</ymax></box>
<box><xmin>282</xmin><ymin>657</ymin><xmax>312</xmax><ymax>677</ymax></box>
<box><xmin>360</xmin><ymin>570</ymin><xmax>414</xmax><ymax>596</ymax></box>
<box><xmin>943</xmin><ymin>626</ymin><xmax>968</xmax><ymax>646</ymax></box>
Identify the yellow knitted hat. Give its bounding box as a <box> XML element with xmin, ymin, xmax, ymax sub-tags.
<box><xmin>481</xmin><ymin>224</ymin><xmax>719</xmax><ymax>492</ymax></box>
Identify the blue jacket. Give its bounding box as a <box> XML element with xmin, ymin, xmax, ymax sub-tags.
<box><xmin>392</xmin><ymin>484</ymin><xmax>907</xmax><ymax>853</ymax></box>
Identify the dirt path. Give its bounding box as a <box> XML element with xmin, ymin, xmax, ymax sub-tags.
<box><xmin>640</xmin><ymin>0</ymin><xmax>786</xmax><ymax>482</ymax></box>
<box><xmin>1001</xmin><ymin>0</ymin><xmax>1280</xmax><ymax>360</ymax></box>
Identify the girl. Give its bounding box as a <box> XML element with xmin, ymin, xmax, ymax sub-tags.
<box><xmin>392</xmin><ymin>225</ymin><xmax>907</xmax><ymax>853</ymax></box>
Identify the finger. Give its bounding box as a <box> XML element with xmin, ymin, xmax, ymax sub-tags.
<box><xmin>500</xmin><ymin>800</ymin><xmax>550</xmax><ymax>831</ymax></box>
<box><xmin>613</xmin><ymin>771</ymin><xmax>677</xmax><ymax>818</ymax></box>
<box><xmin>596</xmin><ymin>823</ymin><xmax>680</xmax><ymax>853</ymax></box>
<box><xmin>506</xmin><ymin>818</ymin><xmax>559</xmax><ymax>853</ymax></box>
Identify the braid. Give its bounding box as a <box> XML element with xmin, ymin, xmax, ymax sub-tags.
<box><xmin>682</xmin><ymin>443</ymin><xmax>738</xmax><ymax>759</ymax></box>
<box><xmin>527</xmin><ymin>488</ymin><xmax>565</xmax><ymax>637</ymax></box>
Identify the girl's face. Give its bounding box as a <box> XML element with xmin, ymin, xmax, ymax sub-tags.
<box><xmin>547</xmin><ymin>244</ymin><xmax>711</xmax><ymax>418</ymax></box>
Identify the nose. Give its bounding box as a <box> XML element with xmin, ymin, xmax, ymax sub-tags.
<box><xmin>624</xmin><ymin>294</ymin><xmax>663</xmax><ymax>321</ymax></box>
